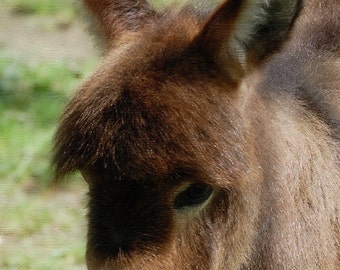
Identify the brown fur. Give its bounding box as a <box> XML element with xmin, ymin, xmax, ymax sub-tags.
<box><xmin>53</xmin><ymin>0</ymin><xmax>340</xmax><ymax>269</ymax></box>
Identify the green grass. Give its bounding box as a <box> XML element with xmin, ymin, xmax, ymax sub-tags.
<box><xmin>4</xmin><ymin>0</ymin><xmax>77</xmax><ymax>16</ymax></box>
<box><xmin>2</xmin><ymin>0</ymin><xmax>78</xmax><ymax>27</ymax></box>
<box><xmin>0</xmin><ymin>0</ymin><xmax>96</xmax><ymax>266</ymax></box>
<box><xmin>0</xmin><ymin>52</ymin><xmax>93</xmax><ymax>269</ymax></box>
<box><xmin>0</xmin><ymin>182</ymin><xmax>88</xmax><ymax>270</ymax></box>
<box><xmin>0</xmin><ymin>53</ymin><xmax>86</xmax><ymax>186</ymax></box>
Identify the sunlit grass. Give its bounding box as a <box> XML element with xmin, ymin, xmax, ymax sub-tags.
<box><xmin>3</xmin><ymin>0</ymin><xmax>77</xmax><ymax>19</ymax></box>
<box><xmin>0</xmin><ymin>54</ymin><xmax>87</xmax><ymax>186</ymax></box>
<box><xmin>0</xmin><ymin>53</ymin><xmax>92</xmax><ymax>269</ymax></box>
<box><xmin>0</xmin><ymin>182</ymin><xmax>88</xmax><ymax>270</ymax></box>
<box><xmin>0</xmin><ymin>0</ymin><xmax>95</xmax><ymax>265</ymax></box>
<box><xmin>1</xmin><ymin>0</ymin><xmax>78</xmax><ymax>29</ymax></box>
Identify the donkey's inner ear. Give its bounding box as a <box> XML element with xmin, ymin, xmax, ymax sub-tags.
<box><xmin>83</xmin><ymin>0</ymin><xmax>157</xmax><ymax>49</ymax></box>
<box><xmin>198</xmin><ymin>0</ymin><xmax>300</xmax><ymax>81</ymax></box>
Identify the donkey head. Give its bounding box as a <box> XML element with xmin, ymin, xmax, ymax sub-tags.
<box><xmin>54</xmin><ymin>0</ymin><xmax>302</xmax><ymax>269</ymax></box>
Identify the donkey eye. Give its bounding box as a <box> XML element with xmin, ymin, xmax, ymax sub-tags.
<box><xmin>174</xmin><ymin>183</ymin><xmax>213</xmax><ymax>209</ymax></box>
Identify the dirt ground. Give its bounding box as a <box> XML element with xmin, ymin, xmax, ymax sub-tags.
<box><xmin>0</xmin><ymin>6</ymin><xmax>98</xmax><ymax>64</ymax></box>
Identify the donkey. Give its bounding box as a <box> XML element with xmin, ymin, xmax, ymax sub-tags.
<box><xmin>53</xmin><ymin>0</ymin><xmax>340</xmax><ymax>269</ymax></box>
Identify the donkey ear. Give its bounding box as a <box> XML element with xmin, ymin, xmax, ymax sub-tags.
<box><xmin>198</xmin><ymin>0</ymin><xmax>300</xmax><ymax>81</ymax></box>
<box><xmin>83</xmin><ymin>0</ymin><xmax>156</xmax><ymax>48</ymax></box>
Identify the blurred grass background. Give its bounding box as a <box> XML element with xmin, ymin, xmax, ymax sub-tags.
<box><xmin>0</xmin><ymin>0</ymin><xmax>96</xmax><ymax>269</ymax></box>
